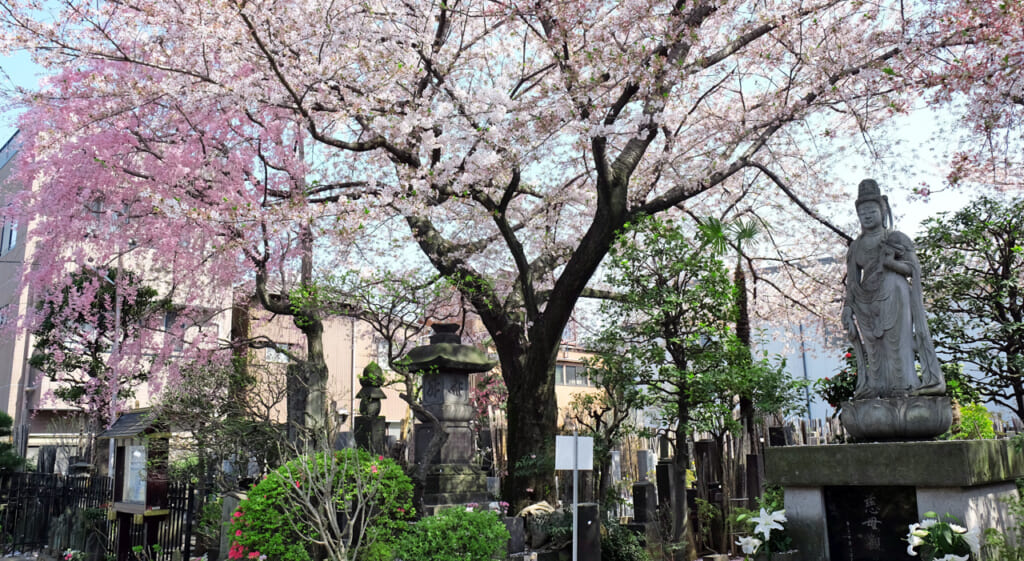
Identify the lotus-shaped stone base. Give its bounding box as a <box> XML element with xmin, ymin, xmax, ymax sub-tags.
<box><xmin>840</xmin><ymin>396</ymin><xmax>952</xmax><ymax>441</ymax></box>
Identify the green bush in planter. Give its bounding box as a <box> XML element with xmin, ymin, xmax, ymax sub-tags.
<box><xmin>395</xmin><ymin>507</ymin><xmax>510</xmax><ymax>561</ymax></box>
<box><xmin>229</xmin><ymin>449</ymin><xmax>414</xmax><ymax>561</ymax></box>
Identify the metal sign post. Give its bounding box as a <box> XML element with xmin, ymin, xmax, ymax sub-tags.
<box><xmin>556</xmin><ymin>434</ymin><xmax>594</xmax><ymax>561</ymax></box>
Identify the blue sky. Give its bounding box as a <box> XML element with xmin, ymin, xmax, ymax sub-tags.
<box><xmin>0</xmin><ymin>50</ymin><xmax>42</xmax><ymax>144</ymax></box>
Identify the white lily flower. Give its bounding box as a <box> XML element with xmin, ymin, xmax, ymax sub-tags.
<box><xmin>963</xmin><ymin>526</ymin><xmax>981</xmax><ymax>554</ymax></box>
<box><xmin>920</xmin><ymin>518</ymin><xmax>939</xmax><ymax>529</ymax></box>
<box><xmin>907</xmin><ymin>533</ymin><xmax>924</xmax><ymax>556</ymax></box>
<box><xmin>949</xmin><ymin>523</ymin><xmax>967</xmax><ymax>534</ymax></box>
<box><xmin>736</xmin><ymin>535</ymin><xmax>762</xmax><ymax>555</ymax></box>
<box><xmin>936</xmin><ymin>555</ymin><xmax>969</xmax><ymax>561</ymax></box>
<box><xmin>753</xmin><ymin>508</ymin><xmax>787</xmax><ymax>540</ymax></box>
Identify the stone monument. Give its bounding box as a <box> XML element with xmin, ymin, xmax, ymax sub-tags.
<box><xmin>839</xmin><ymin>178</ymin><xmax>951</xmax><ymax>440</ymax></box>
<box><xmin>404</xmin><ymin>323</ymin><xmax>494</xmax><ymax>510</ymax></box>
<box><xmin>765</xmin><ymin>180</ymin><xmax>1023</xmax><ymax>561</ymax></box>
<box><xmin>354</xmin><ymin>362</ymin><xmax>387</xmax><ymax>455</ymax></box>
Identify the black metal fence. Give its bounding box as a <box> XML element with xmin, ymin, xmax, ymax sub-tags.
<box><xmin>0</xmin><ymin>472</ymin><xmax>111</xmax><ymax>555</ymax></box>
<box><xmin>121</xmin><ymin>482</ymin><xmax>197</xmax><ymax>561</ymax></box>
<box><xmin>0</xmin><ymin>473</ymin><xmax>198</xmax><ymax>561</ymax></box>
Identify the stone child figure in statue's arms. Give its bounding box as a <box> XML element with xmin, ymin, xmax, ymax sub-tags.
<box><xmin>842</xmin><ymin>179</ymin><xmax>945</xmax><ymax>400</ymax></box>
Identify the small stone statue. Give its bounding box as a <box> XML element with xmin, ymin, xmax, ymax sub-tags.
<box><xmin>842</xmin><ymin>179</ymin><xmax>945</xmax><ymax>399</ymax></box>
<box><xmin>356</xmin><ymin>363</ymin><xmax>386</xmax><ymax>418</ymax></box>
<box><xmin>354</xmin><ymin>362</ymin><xmax>387</xmax><ymax>454</ymax></box>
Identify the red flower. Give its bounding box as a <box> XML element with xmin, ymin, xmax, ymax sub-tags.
<box><xmin>845</xmin><ymin>353</ymin><xmax>852</xmax><ymax>358</ymax></box>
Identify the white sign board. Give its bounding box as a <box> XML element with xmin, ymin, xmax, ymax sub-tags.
<box><xmin>123</xmin><ymin>445</ymin><xmax>147</xmax><ymax>504</ymax></box>
<box><xmin>555</xmin><ymin>435</ymin><xmax>594</xmax><ymax>471</ymax></box>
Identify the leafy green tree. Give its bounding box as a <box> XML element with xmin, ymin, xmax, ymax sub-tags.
<box><xmin>0</xmin><ymin>411</ymin><xmax>25</xmax><ymax>473</ymax></box>
<box><xmin>30</xmin><ymin>268</ymin><xmax>167</xmax><ymax>466</ymax></box>
<box><xmin>594</xmin><ymin>215</ymin><xmax>803</xmax><ymax>554</ymax></box>
<box><xmin>567</xmin><ymin>356</ymin><xmax>643</xmax><ymax>510</ymax></box>
<box><xmin>916</xmin><ymin>197</ymin><xmax>1024</xmax><ymax>419</ymax></box>
<box><xmin>695</xmin><ymin>215</ymin><xmax>769</xmax><ymax>441</ymax></box>
<box><xmin>31</xmin><ymin>268</ymin><xmax>166</xmax><ymax>416</ymax></box>
<box><xmin>594</xmin><ymin>216</ymin><xmax>742</xmax><ymax>555</ymax></box>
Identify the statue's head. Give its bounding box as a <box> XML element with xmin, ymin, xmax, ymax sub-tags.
<box><xmin>855</xmin><ymin>179</ymin><xmax>892</xmax><ymax>231</ymax></box>
<box><xmin>359</xmin><ymin>362</ymin><xmax>386</xmax><ymax>387</ymax></box>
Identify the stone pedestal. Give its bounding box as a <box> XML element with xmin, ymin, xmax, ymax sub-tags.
<box><xmin>840</xmin><ymin>396</ymin><xmax>953</xmax><ymax>441</ymax></box>
<box><xmin>354</xmin><ymin>416</ymin><xmax>386</xmax><ymax>455</ymax></box>
<box><xmin>766</xmin><ymin>440</ymin><xmax>1024</xmax><ymax>561</ymax></box>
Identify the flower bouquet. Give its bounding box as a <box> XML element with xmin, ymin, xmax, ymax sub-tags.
<box><xmin>906</xmin><ymin>512</ymin><xmax>981</xmax><ymax>561</ymax></box>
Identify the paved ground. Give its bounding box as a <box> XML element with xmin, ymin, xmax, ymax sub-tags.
<box><xmin>2</xmin><ymin>553</ymin><xmax>58</xmax><ymax>561</ymax></box>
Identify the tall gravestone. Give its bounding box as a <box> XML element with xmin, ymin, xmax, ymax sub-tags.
<box><xmin>404</xmin><ymin>323</ymin><xmax>494</xmax><ymax>510</ymax></box>
<box><xmin>766</xmin><ymin>180</ymin><xmax>1023</xmax><ymax>561</ymax></box>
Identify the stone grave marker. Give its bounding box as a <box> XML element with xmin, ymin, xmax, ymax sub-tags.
<box><xmin>824</xmin><ymin>485</ymin><xmax>917</xmax><ymax>561</ymax></box>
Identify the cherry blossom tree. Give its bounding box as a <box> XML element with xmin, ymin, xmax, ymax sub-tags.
<box><xmin>0</xmin><ymin>0</ymin><xmax>962</xmax><ymax>507</ymax></box>
<box><xmin>923</xmin><ymin>0</ymin><xmax>1024</xmax><ymax>191</ymax></box>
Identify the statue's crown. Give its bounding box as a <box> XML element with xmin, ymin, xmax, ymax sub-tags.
<box><xmin>856</xmin><ymin>179</ymin><xmax>883</xmax><ymax>206</ymax></box>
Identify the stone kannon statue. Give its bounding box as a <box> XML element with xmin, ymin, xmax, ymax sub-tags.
<box><xmin>843</xmin><ymin>179</ymin><xmax>945</xmax><ymax>399</ymax></box>
<box><xmin>840</xmin><ymin>180</ymin><xmax>951</xmax><ymax>440</ymax></box>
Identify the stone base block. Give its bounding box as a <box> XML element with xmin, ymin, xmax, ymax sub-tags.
<box><xmin>415</xmin><ymin>423</ymin><xmax>474</xmax><ymax>464</ymax></box>
<box><xmin>423</xmin><ymin>464</ymin><xmax>489</xmax><ymax>508</ymax></box>
<box><xmin>766</xmin><ymin>440</ymin><xmax>1024</xmax><ymax>561</ymax></box>
<box><xmin>353</xmin><ymin>416</ymin><xmax>386</xmax><ymax>454</ymax></box>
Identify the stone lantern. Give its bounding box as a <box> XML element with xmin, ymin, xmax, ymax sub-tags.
<box><xmin>403</xmin><ymin>323</ymin><xmax>495</xmax><ymax>509</ymax></box>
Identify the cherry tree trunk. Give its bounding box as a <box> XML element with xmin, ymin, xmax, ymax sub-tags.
<box><xmin>503</xmin><ymin>353</ymin><xmax>559</xmax><ymax>512</ymax></box>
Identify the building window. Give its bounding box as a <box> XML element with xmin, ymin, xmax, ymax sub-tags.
<box><xmin>557</xmin><ymin>363</ymin><xmax>592</xmax><ymax>387</ymax></box>
<box><xmin>0</xmin><ymin>218</ymin><xmax>16</xmax><ymax>257</ymax></box>
<box><xmin>265</xmin><ymin>345</ymin><xmax>292</xmax><ymax>364</ymax></box>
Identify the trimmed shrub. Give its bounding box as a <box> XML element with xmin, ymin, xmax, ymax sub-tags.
<box><xmin>395</xmin><ymin>507</ymin><xmax>510</xmax><ymax>561</ymax></box>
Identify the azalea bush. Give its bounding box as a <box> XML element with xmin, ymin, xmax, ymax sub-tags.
<box><xmin>734</xmin><ymin>508</ymin><xmax>791</xmax><ymax>559</ymax></box>
<box><xmin>814</xmin><ymin>350</ymin><xmax>858</xmax><ymax>417</ymax></box>
<box><xmin>230</xmin><ymin>449</ymin><xmax>414</xmax><ymax>561</ymax></box>
<box><xmin>905</xmin><ymin>512</ymin><xmax>981</xmax><ymax>561</ymax></box>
